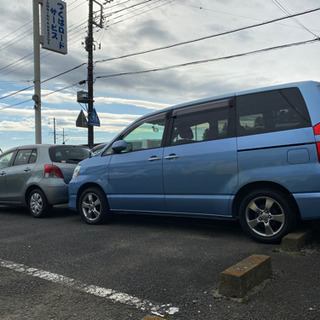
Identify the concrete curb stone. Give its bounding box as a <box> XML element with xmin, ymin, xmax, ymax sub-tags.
<box><xmin>218</xmin><ymin>254</ymin><xmax>271</xmax><ymax>298</ymax></box>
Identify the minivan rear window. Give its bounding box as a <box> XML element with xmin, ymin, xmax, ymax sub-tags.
<box><xmin>236</xmin><ymin>87</ymin><xmax>311</xmax><ymax>136</ymax></box>
<box><xmin>49</xmin><ymin>146</ymin><xmax>89</xmax><ymax>164</ymax></box>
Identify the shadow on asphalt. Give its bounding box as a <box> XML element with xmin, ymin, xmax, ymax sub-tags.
<box><xmin>2</xmin><ymin>204</ymin><xmax>320</xmax><ymax>244</ymax></box>
<box><xmin>109</xmin><ymin>212</ymin><xmax>244</xmax><ymax>238</ymax></box>
<box><xmin>0</xmin><ymin>204</ymin><xmax>77</xmax><ymax>219</ymax></box>
<box><xmin>0</xmin><ymin>204</ymin><xmax>239</xmax><ymax>232</ymax></box>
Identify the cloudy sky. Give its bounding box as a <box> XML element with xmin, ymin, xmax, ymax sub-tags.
<box><xmin>1</xmin><ymin>0</ymin><xmax>320</xmax><ymax>151</ymax></box>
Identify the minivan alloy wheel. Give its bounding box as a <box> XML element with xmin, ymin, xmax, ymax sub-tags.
<box><xmin>245</xmin><ymin>196</ymin><xmax>285</xmax><ymax>237</ymax></box>
<box><xmin>239</xmin><ymin>188</ymin><xmax>297</xmax><ymax>243</ymax></box>
<box><xmin>79</xmin><ymin>187</ymin><xmax>109</xmax><ymax>224</ymax></box>
<box><xmin>82</xmin><ymin>193</ymin><xmax>101</xmax><ymax>221</ymax></box>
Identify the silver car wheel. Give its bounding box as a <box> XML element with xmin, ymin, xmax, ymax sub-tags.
<box><xmin>245</xmin><ymin>196</ymin><xmax>285</xmax><ymax>238</ymax></box>
<box><xmin>30</xmin><ymin>192</ymin><xmax>44</xmax><ymax>215</ymax></box>
<box><xmin>81</xmin><ymin>192</ymin><xmax>102</xmax><ymax>222</ymax></box>
<box><xmin>28</xmin><ymin>189</ymin><xmax>49</xmax><ymax>218</ymax></box>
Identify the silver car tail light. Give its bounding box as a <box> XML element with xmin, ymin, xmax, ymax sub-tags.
<box><xmin>44</xmin><ymin>164</ymin><xmax>64</xmax><ymax>179</ymax></box>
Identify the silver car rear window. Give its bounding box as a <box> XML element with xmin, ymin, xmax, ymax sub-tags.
<box><xmin>49</xmin><ymin>146</ymin><xmax>89</xmax><ymax>164</ymax></box>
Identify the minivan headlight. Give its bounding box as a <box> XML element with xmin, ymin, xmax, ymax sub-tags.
<box><xmin>73</xmin><ymin>165</ymin><xmax>81</xmax><ymax>179</ymax></box>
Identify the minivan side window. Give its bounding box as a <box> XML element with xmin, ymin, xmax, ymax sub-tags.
<box><xmin>103</xmin><ymin>113</ymin><xmax>167</xmax><ymax>155</ymax></box>
<box><xmin>170</xmin><ymin>99</ymin><xmax>231</xmax><ymax>145</ymax></box>
<box><xmin>123</xmin><ymin>117</ymin><xmax>165</xmax><ymax>152</ymax></box>
<box><xmin>236</xmin><ymin>87</ymin><xmax>311</xmax><ymax>136</ymax></box>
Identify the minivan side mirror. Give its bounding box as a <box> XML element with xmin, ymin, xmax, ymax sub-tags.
<box><xmin>112</xmin><ymin>140</ymin><xmax>127</xmax><ymax>153</ymax></box>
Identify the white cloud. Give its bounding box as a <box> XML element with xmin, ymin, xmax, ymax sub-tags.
<box><xmin>0</xmin><ymin>119</ymin><xmax>35</xmax><ymax>132</ymax></box>
<box><xmin>1</xmin><ymin>0</ymin><xmax>320</xmax><ymax>151</ymax></box>
<box><xmin>0</xmin><ymin>106</ymin><xmax>140</xmax><ymax>135</ymax></box>
<box><xmin>95</xmin><ymin>96</ymin><xmax>170</xmax><ymax>110</ymax></box>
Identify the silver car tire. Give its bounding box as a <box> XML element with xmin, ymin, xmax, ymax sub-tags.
<box><xmin>79</xmin><ymin>187</ymin><xmax>110</xmax><ymax>224</ymax></box>
<box><xmin>27</xmin><ymin>189</ymin><xmax>49</xmax><ymax>218</ymax></box>
<box><xmin>239</xmin><ymin>188</ymin><xmax>297</xmax><ymax>243</ymax></box>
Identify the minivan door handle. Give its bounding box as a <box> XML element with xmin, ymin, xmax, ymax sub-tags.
<box><xmin>165</xmin><ymin>154</ymin><xmax>179</xmax><ymax>160</ymax></box>
<box><xmin>0</xmin><ymin>171</ymin><xmax>5</xmax><ymax>176</ymax></box>
<box><xmin>24</xmin><ymin>167</ymin><xmax>31</xmax><ymax>172</ymax></box>
<box><xmin>148</xmin><ymin>156</ymin><xmax>161</xmax><ymax>162</ymax></box>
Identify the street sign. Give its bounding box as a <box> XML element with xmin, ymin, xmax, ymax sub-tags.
<box><xmin>89</xmin><ymin>108</ymin><xmax>100</xmax><ymax>127</ymax></box>
<box><xmin>42</xmin><ymin>0</ymin><xmax>68</xmax><ymax>54</ymax></box>
<box><xmin>76</xmin><ymin>110</ymin><xmax>88</xmax><ymax>128</ymax></box>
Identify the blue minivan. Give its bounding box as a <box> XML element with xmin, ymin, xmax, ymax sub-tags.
<box><xmin>69</xmin><ymin>81</ymin><xmax>320</xmax><ymax>243</ymax></box>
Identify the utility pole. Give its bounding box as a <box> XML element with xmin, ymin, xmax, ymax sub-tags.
<box><xmin>49</xmin><ymin>117</ymin><xmax>57</xmax><ymax>143</ymax></box>
<box><xmin>33</xmin><ymin>0</ymin><xmax>42</xmax><ymax>144</ymax></box>
<box><xmin>53</xmin><ymin>118</ymin><xmax>56</xmax><ymax>144</ymax></box>
<box><xmin>85</xmin><ymin>0</ymin><xmax>112</xmax><ymax>148</ymax></box>
<box><xmin>62</xmin><ymin>128</ymin><xmax>69</xmax><ymax>144</ymax></box>
<box><xmin>86</xmin><ymin>0</ymin><xmax>94</xmax><ymax>149</ymax></box>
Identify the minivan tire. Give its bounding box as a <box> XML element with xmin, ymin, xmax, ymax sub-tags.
<box><xmin>239</xmin><ymin>188</ymin><xmax>297</xmax><ymax>243</ymax></box>
<box><xmin>28</xmin><ymin>188</ymin><xmax>49</xmax><ymax>218</ymax></box>
<box><xmin>79</xmin><ymin>187</ymin><xmax>110</xmax><ymax>224</ymax></box>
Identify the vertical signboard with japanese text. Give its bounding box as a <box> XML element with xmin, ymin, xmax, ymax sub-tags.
<box><xmin>42</xmin><ymin>0</ymin><xmax>67</xmax><ymax>54</ymax></box>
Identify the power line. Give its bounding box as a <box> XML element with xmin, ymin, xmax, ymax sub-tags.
<box><xmin>42</xmin><ymin>82</ymin><xmax>80</xmax><ymax>97</ymax></box>
<box><xmin>0</xmin><ymin>0</ymin><xmax>88</xmax><ymax>75</ymax></box>
<box><xmin>0</xmin><ymin>0</ymin><xmax>166</xmax><ymax>76</ymax></box>
<box><xmin>96</xmin><ymin>6</ymin><xmax>320</xmax><ymax>64</ymax></box>
<box><xmin>0</xmin><ymin>99</ymin><xmax>32</xmax><ymax>111</ymax></box>
<box><xmin>0</xmin><ymin>85</ymin><xmax>34</xmax><ymax>102</ymax></box>
<box><xmin>107</xmin><ymin>0</ymin><xmax>132</xmax><ymax>10</ymax></box>
<box><xmin>0</xmin><ymin>18</ymin><xmax>87</xmax><ymax>76</ymax></box>
<box><xmin>41</xmin><ymin>63</ymin><xmax>87</xmax><ymax>84</ymax></box>
<box><xmin>0</xmin><ymin>30</ymin><xmax>86</xmax><ymax>78</ymax></box>
<box><xmin>2</xmin><ymin>37</ymin><xmax>319</xmax><ymax>112</ymax></box>
<box><xmin>95</xmin><ymin>38</ymin><xmax>320</xmax><ymax>80</ymax></box>
<box><xmin>103</xmin><ymin>0</ymin><xmax>152</xmax><ymax>17</ymax></box>
<box><xmin>0</xmin><ymin>82</ymin><xmax>80</xmax><ymax>111</ymax></box>
<box><xmin>103</xmin><ymin>0</ymin><xmax>169</xmax><ymax>25</ymax></box>
<box><xmin>271</xmin><ymin>0</ymin><xmax>318</xmax><ymax>38</ymax></box>
<box><xmin>2</xmin><ymin>4</ymin><xmax>320</xmax><ymax>108</ymax></box>
<box><xmin>0</xmin><ymin>52</ymin><xmax>33</xmax><ymax>75</ymax></box>
<box><xmin>0</xmin><ymin>0</ymin><xmax>85</xmax><ymax>45</ymax></box>
<box><xmin>178</xmin><ymin>0</ymin><xmax>272</xmax><ymax>23</ymax></box>
<box><xmin>0</xmin><ymin>20</ymin><xmax>32</xmax><ymax>42</ymax></box>
<box><xmin>0</xmin><ymin>27</ymin><xmax>33</xmax><ymax>52</ymax></box>
<box><xmin>0</xmin><ymin>80</ymin><xmax>32</xmax><ymax>83</ymax></box>
<box><xmin>0</xmin><ymin>63</ymin><xmax>86</xmax><ymax>101</ymax></box>
<box><xmin>93</xmin><ymin>0</ymin><xmax>163</xmax><ymax>41</ymax></box>
<box><xmin>105</xmin><ymin>0</ymin><xmax>174</xmax><ymax>28</ymax></box>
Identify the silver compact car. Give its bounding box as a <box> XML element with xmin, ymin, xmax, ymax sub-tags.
<box><xmin>0</xmin><ymin>144</ymin><xmax>89</xmax><ymax>217</ymax></box>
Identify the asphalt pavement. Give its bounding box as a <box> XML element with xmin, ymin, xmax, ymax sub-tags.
<box><xmin>0</xmin><ymin>205</ymin><xmax>320</xmax><ymax>319</ymax></box>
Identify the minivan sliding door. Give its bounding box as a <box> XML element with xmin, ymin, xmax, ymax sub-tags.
<box><xmin>163</xmin><ymin>99</ymin><xmax>237</xmax><ymax>217</ymax></box>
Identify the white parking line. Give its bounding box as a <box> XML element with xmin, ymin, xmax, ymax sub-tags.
<box><xmin>0</xmin><ymin>258</ymin><xmax>179</xmax><ymax>317</ymax></box>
